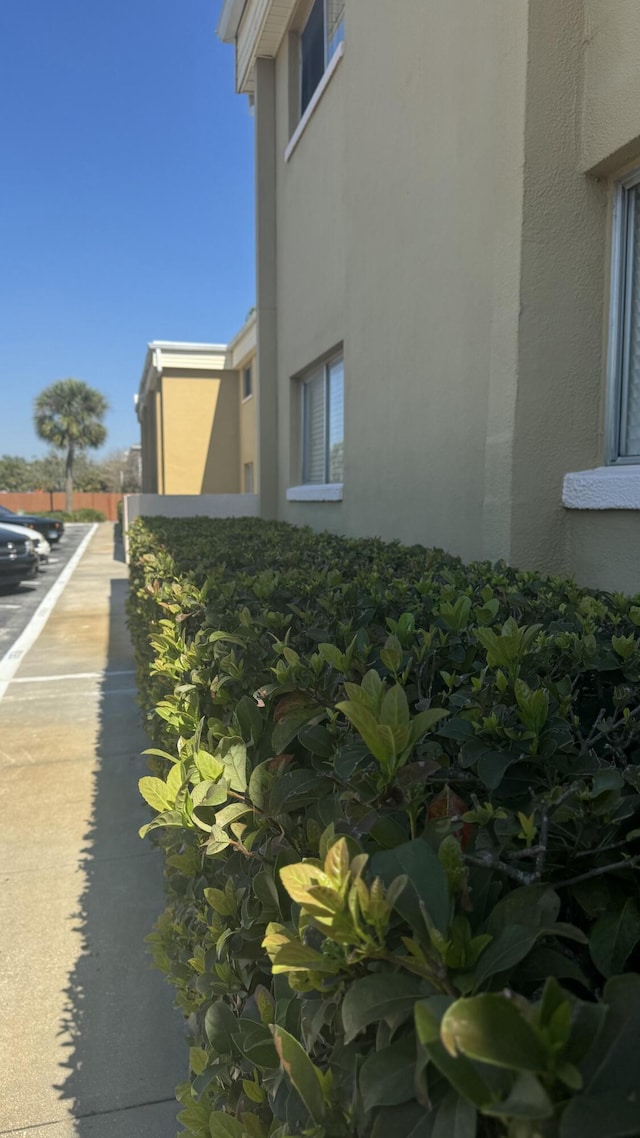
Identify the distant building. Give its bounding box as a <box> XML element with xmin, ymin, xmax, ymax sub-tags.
<box><xmin>135</xmin><ymin>313</ymin><xmax>257</xmax><ymax>495</ymax></box>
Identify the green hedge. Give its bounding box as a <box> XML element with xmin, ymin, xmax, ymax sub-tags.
<box><xmin>35</xmin><ymin>507</ymin><xmax>107</xmax><ymax>522</ymax></box>
<box><xmin>127</xmin><ymin>516</ymin><xmax>640</xmax><ymax>1138</ymax></box>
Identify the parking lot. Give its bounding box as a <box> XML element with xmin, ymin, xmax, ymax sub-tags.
<box><xmin>0</xmin><ymin>524</ymin><xmax>92</xmax><ymax>660</ymax></box>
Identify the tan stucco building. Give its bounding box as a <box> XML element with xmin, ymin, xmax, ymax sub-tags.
<box><xmin>215</xmin><ymin>0</ymin><xmax>640</xmax><ymax>594</ymax></box>
<box><xmin>136</xmin><ymin>314</ymin><xmax>258</xmax><ymax>495</ymax></box>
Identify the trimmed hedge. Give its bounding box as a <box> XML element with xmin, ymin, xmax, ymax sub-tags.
<box><xmin>127</xmin><ymin>516</ymin><xmax>640</xmax><ymax>1138</ymax></box>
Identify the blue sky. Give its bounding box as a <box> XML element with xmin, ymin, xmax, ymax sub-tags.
<box><xmin>0</xmin><ymin>0</ymin><xmax>255</xmax><ymax>458</ymax></box>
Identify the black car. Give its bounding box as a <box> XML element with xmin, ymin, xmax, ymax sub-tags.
<box><xmin>0</xmin><ymin>524</ymin><xmax>39</xmax><ymax>589</ymax></box>
<box><xmin>0</xmin><ymin>504</ymin><xmax>64</xmax><ymax>544</ymax></box>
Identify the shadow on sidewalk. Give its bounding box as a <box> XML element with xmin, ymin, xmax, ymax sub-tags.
<box><xmin>53</xmin><ymin>578</ymin><xmax>183</xmax><ymax>1136</ymax></box>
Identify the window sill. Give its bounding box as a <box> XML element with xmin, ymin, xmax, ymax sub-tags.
<box><xmin>286</xmin><ymin>483</ymin><xmax>343</xmax><ymax>502</ymax></box>
<box><xmin>242</xmin><ymin>394</ymin><xmax>254</xmax><ymax>404</ymax></box>
<box><xmin>285</xmin><ymin>42</ymin><xmax>345</xmax><ymax>163</ymax></box>
<box><xmin>562</xmin><ymin>466</ymin><xmax>640</xmax><ymax>509</ymax></box>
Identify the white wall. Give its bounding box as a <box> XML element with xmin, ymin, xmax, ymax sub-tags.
<box><xmin>123</xmin><ymin>494</ymin><xmax>260</xmax><ymax>560</ymax></box>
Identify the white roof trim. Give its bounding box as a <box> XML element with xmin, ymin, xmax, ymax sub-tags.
<box><xmin>218</xmin><ymin>0</ymin><xmax>247</xmax><ymax>42</ymax></box>
<box><xmin>148</xmin><ymin>340</ymin><xmax>228</xmax><ymax>352</ymax></box>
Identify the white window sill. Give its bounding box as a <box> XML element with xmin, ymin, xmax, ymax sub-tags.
<box><xmin>284</xmin><ymin>42</ymin><xmax>345</xmax><ymax>163</ymax></box>
<box><xmin>242</xmin><ymin>394</ymin><xmax>254</xmax><ymax>404</ymax></box>
<box><xmin>287</xmin><ymin>483</ymin><xmax>343</xmax><ymax>502</ymax></box>
<box><xmin>563</xmin><ymin>466</ymin><xmax>640</xmax><ymax>509</ymax></box>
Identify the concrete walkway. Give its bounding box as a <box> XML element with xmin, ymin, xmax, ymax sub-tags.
<box><xmin>0</xmin><ymin>524</ymin><xmax>184</xmax><ymax>1136</ymax></box>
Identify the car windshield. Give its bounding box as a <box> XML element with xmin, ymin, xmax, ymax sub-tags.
<box><xmin>0</xmin><ymin>506</ymin><xmax>17</xmax><ymax>517</ymax></box>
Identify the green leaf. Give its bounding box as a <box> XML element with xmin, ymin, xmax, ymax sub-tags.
<box><xmin>432</xmin><ymin>1090</ymin><xmax>476</xmax><ymax>1138</ymax></box>
<box><xmin>271</xmin><ymin>1025</ymin><xmax>326</xmax><ymax>1124</ymax></box>
<box><xmin>335</xmin><ymin>700</ymin><xmax>393</xmax><ymax>765</ymax></box>
<box><xmin>486</xmin><ymin>1072</ymin><xmax>553</xmax><ymax>1121</ymax></box>
<box><xmin>205</xmin><ymin>1000</ymin><xmax>238</xmax><ymax>1054</ymax></box>
<box><xmin>515</xmin><ymin>946</ymin><xmax>590</xmax><ymax>990</ymax></box>
<box><xmin>272</xmin><ymin>706</ymin><xmax>325</xmax><ymax>753</ymax></box>
<box><xmin>194</xmin><ymin>749</ymin><xmax>225</xmax><ymax>781</ymax></box>
<box><xmin>215</xmin><ymin>802</ymin><xmax>253</xmax><ymax>828</ymax></box>
<box><xmin>371</xmin><ymin>1101</ymin><xmax>437</xmax><ymax>1138</ymax></box>
<box><xmin>380</xmin><ymin>684</ymin><xmax>411</xmax><ymax>729</ymax></box>
<box><xmin>138</xmin><ymin>776</ymin><xmax>173</xmax><ymax>812</ymax></box>
<box><xmin>209</xmin><ymin>1113</ymin><xmax>244</xmax><ymax>1138</ymax></box>
<box><xmin>410</xmin><ymin>708</ymin><xmax>449</xmax><ymax>745</ymax></box>
<box><xmin>220</xmin><ymin>742</ymin><xmax>248</xmax><ymax>792</ymax></box>
<box><xmin>477</xmin><ymin>749</ymin><xmax>518</xmax><ymax>789</ymax></box>
<box><xmin>142</xmin><ymin>746</ymin><xmax>180</xmax><ymax>764</ymax></box>
<box><xmin>359</xmin><ymin>1036</ymin><xmax>416</xmax><ymax>1110</ymax></box>
<box><xmin>233</xmin><ymin>1020</ymin><xmax>279</xmax><ymax>1070</ymax></box>
<box><xmin>269</xmin><ymin>769</ymin><xmax>330</xmax><ymax>816</ymax></box>
<box><xmin>373</xmin><ymin>838</ymin><xmax>450</xmax><ymax>935</ymax></box>
<box><xmin>415</xmin><ymin>999</ymin><xmax>494</xmax><ymax>1110</ymax></box>
<box><xmin>271</xmin><ymin>941</ymin><xmax>341</xmax><ymax>975</ymax></box>
<box><xmin>486</xmin><ymin>884</ymin><xmax>560</xmax><ymax>936</ymax></box>
<box><xmin>342</xmin><ymin>974</ymin><xmax>425</xmax><ymax>1043</ymax></box>
<box><xmin>589</xmin><ymin>898</ymin><xmax>640</xmax><ymax>978</ymax></box>
<box><xmin>138</xmin><ymin>808</ymin><xmax>184</xmax><ymax>838</ymax></box>
<box><xmin>235</xmin><ymin>694</ymin><xmax>264</xmax><ymax>743</ymax></box>
<box><xmin>580</xmin><ymin>974</ymin><xmax>640</xmax><ymax>1093</ymax></box>
<box><xmin>298</xmin><ymin>723</ymin><xmax>335</xmax><ymax>758</ymax></box>
<box><xmin>472</xmin><ymin>926</ymin><xmax>539</xmax><ymax>987</ymax></box>
<box><xmin>561</xmin><ymin>1092</ymin><xmax>640</xmax><ymax>1138</ymax></box>
<box><xmin>380</xmin><ymin>635</ymin><xmax>403</xmax><ymax>672</ymax></box>
<box><xmin>441</xmin><ymin>995</ymin><xmax>547</xmax><ymax>1072</ymax></box>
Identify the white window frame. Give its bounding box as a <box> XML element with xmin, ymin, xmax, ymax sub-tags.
<box><xmin>286</xmin><ymin>0</ymin><xmax>344</xmax><ymax>162</ymax></box>
<box><xmin>607</xmin><ymin>169</ymin><xmax>640</xmax><ymax>464</ymax></box>
<box><xmin>300</xmin><ymin>0</ymin><xmax>344</xmax><ymax>112</ymax></box>
<box><xmin>287</xmin><ymin>352</ymin><xmax>344</xmax><ymax>502</ymax></box>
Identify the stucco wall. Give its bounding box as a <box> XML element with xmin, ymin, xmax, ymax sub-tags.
<box><xmin>272</xmin><ymin>0</ymin><xmax>529</xmax><ymax>559</ymax></box>
<box><xmin>510</xmin><ymin>0</ymin><xmax>609</xmax><ymax>577</ymax></box>
<box><xmin>581</xmin><ymin>0</ymin><xmax>640</xmax><ymax>174</ymax></box>
<box><xmin>565</xmin><ymin>510</ymin><xmax>640</xmax><ymax>594</ymax></box>
<box><xmin>273</xmin><ymin>32</ymin><xmax>346</xmax><ymax>507</ymax></box>
<box><xmin>160</xmin><ymin>372</ymin><xmax>240</xmax><ymax>494</ymax></box>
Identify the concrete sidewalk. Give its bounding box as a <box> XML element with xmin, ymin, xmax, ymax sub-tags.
<box><xmin>0</xmin><ymin>524</ymin><xmax>184</xmax><ymax>1136</ymax></box>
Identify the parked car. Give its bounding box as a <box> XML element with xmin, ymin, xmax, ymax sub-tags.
<box><xmin>0</xmin><ymin>505</ymin><xmax>64</xmax><ymax>543</ymax></box>
<box><xmin>0</xmin><ymin>525</ymin><xmax>39</xmax><ymax>589</ymax></box>
<box><xmin>0</xmin><ymin>521</ymin><xmax>50</xmax><ymax>561</ymax></box>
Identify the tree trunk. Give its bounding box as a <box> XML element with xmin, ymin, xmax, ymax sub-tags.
<box><xmin>65</xmin><ymin>444</ymin><xmax>74</xmax><ymax>515</ymax></box>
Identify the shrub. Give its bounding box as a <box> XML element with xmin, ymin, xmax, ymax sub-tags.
<box><xmin>70</xmin><ymin>507</ymin><xmax>106</xmax><ymax>522</ymax></box>
<box><xmin>36</xmin><ymin>510</ymin><xmax>71</xmax><ymax>520</ymax></box>
<box><xmin>127</xmin><ymin>516</ymin><xmax>640</xmax><ymax>1138</ymax></box>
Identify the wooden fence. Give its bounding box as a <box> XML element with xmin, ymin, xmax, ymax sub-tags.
<box><xmin>0</xmin><ymin>491</ymin><xmax>122</xmax><ymax>522</ymax></box>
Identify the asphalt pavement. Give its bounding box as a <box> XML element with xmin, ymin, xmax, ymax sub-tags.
<box><xmin>0</xmin><ymin>524</ymin><xmax>91</xmax><ymax>659</ymax></box>
<box><xmin>0</xmin><ymin>522</ymin><xmax>183</xmax><ymax>1136</ymax></box>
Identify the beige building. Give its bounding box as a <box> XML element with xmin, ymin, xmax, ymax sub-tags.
<box><xmin>136</xmin><ymin>314</ymin><xmax>258</xmax><ymax>495</ymax></box>
<box><xmin>216</xmin><ymin>0</ymin><xmax>640</xmax><ymax>594</ymax></box>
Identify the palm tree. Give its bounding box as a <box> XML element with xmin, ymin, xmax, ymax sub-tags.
<box><xmin>34</xmin><ymin>379</ymin><xmax>108</xmax><ymax>513</ymax></box>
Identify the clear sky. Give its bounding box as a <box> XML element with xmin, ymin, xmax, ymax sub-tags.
<box><xmin>0</xmin><ymin>0</ymin><xmax>255</xmax><ymax>459</ymax></box>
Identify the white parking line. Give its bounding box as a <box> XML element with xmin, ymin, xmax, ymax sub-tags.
<box><xmin>0</xmin><ymin>525</ymin><xmax>98</xmax><ymax>702</ymax></box>
<box><xmin>9</xmin><ymin>669</ymin><xmax>136</xmax><ymax>684</ymax></box>
<box><xmin>4</xmin><ymin>687</ymin><xmax>138</xmax><ymax>702</ymax></box>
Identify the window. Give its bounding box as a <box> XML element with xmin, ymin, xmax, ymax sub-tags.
<box><xmin>302</xmin><ymin>355</ymin><xmax>344</xmax><ymax>483</ymax></box>
<box><xmin>300</xmin><ymin>0</ymin><xmax>345</xmax><ymax>116</ymax></box>
<box><xmin>243</xmin><ymin>364</ymin><xmax>253</xmax><ymax>400</ymax></box>
<box><xmin>610</xmin><ymin>173</ymin><xmax>640</xmax><ymax>462</ymax></box>
<box><xmin>243</xmin><ymin>462</ymin><xmax>254</xmax><ymax>493</ymax></box>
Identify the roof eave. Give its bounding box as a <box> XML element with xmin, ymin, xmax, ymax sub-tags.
<box><xmin>217</xmin><ymin>0</ymin><xmax>247</xmax><ymax>42</ymax></box>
